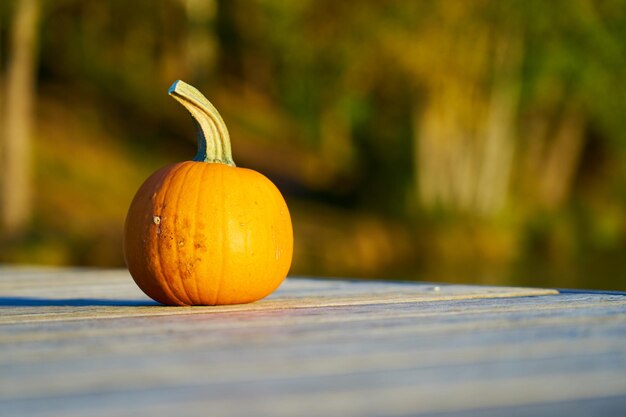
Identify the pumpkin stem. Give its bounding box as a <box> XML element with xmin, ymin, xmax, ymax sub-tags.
<box><xmin>168</xmin><ymin>80</ymin><xmax>235</xmax><ymax>166</ymax></box>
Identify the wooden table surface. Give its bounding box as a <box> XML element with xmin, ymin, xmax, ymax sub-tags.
<box><xmin>1</xmin><ymin>267</ymin><xmax>626</xmax><ymax>416</ymax></box>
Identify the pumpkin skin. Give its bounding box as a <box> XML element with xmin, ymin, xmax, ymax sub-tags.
<box><xmin>123</xmin><ymin>81</ymin><xmax>293</xmax><ymax>305</ymax></box>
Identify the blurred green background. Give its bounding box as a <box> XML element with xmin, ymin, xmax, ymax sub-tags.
<box><xmin>1</xmin><ymin>0</ymin><xmax>625</xmax><ymax>290</ymax></box>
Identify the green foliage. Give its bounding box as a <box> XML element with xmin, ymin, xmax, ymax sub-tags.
<box><xmin>1</xmin><ymin>0</ymin><xmax>626</xmax><ymax>289</ymax></box>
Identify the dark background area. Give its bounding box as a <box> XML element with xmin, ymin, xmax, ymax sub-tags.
<box><xmin>1</xmin><ymin>0</ymin><xmax>625</xmax><ymax>290</ymax></box>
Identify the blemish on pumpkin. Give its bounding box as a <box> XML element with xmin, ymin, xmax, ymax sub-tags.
<box><xmin>181</xmin><ymin>261</ymin><xmax>195</xmax><ymax>280</ymax></box>
<box><xmin>153</xmin><ymin>216</ymin><xmax>162</xmax><ymax>235</ymax></box>
<box><xmin>178</xmin><ymin>239</ymin><xmax>185</xmax><ymax>247</ymax></box>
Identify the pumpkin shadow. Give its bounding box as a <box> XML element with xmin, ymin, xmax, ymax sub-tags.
<box><xmin>0</xmin><ymin>296</ymin><xmax>158</xmax><ymax>307</ymax></box>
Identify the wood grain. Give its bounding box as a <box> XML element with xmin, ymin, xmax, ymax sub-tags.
<box><xmin>0</xmin><ymin>267</ymin><xmax>557</xmax><ymax>324</ymax></box>
<box><xmin>1</xmin><ymin>267</ymin><xmax>625</xmax><ymax>417</ymax></box>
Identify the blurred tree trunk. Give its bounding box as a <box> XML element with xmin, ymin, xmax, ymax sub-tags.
<box><xmin>475</xmin><ymin>34</ymin><xmax>523</xmax><ymax>215</ymax></box>
<box><xmin>0</xmin><ymin>10</ymin><xmax>3</xmax><ymax>177</ymax></box>
<box><xmin>521</xmin><ymin>100</ymin><xmax>586</xmax><ymax>209</ymax></box>
<box><xmin>413</xmin><ymin>16</ymin><xmax>522</xmax><ymax>217</ymax></box>
<box><xmin>1</xmin><ymin>0</ymin><xmax>40</xmax><ymax>236</ymax></box>
<box><xmin>539</xmin><ymin>105</ymin><xmax>586</xmax><ymax>208</ymax></box>
<box><xmin>412</xmin><ymin>2</ymin><xmax>524</xmax><ymax>218</ymax></box>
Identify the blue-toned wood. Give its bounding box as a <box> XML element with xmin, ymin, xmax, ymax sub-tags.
<box><xmin>0</xmin><ymin>267</ymin><xmax>624</xmax><ymax>417</ymax></box>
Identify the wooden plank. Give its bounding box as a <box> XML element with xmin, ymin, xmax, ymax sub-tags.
<box><xmin>0</xmin><ymin>267</ymin><xmax>557</xmax><ymax>324</ymax></box>
<box><xmin>0</xmin><ymin>267</ymin><xmax>625</xmax><ymax>417</ymax></box>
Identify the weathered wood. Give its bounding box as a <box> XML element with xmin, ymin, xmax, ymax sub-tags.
<box><xmin>0</xmin><ymin>267</ymin><xmax>557</xmax><ymax>324</ymax></box>
<box><xmin>1</xmin><ymin>267</ymin><xmax>625</xmax><ymax>417</ymax></box>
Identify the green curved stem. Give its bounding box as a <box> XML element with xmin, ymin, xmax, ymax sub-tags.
<box><xmin>168</xmin><ymin>80</ymin><xmax>235</xmax><ymax>166</ymax></box>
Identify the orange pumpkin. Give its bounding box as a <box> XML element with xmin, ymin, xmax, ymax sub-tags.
<box><xmin>123</xmin><ymin>81</ymin><xmax>293</xmax><ymax>305</ymax></box>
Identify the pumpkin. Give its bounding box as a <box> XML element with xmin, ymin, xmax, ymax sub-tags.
<box><xmin>123</xmin><ymin>80</ymin><xmax>293</xmax><ymax>306</ymax></box>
